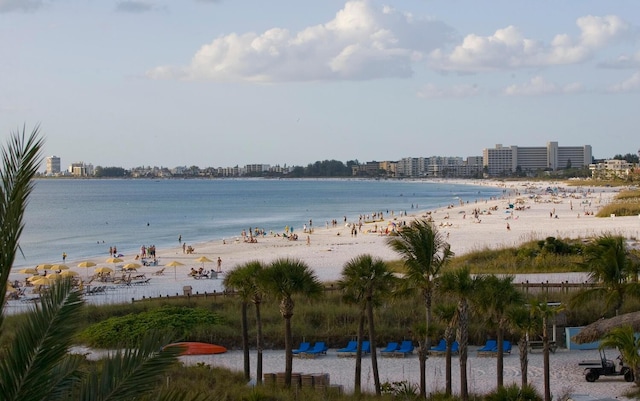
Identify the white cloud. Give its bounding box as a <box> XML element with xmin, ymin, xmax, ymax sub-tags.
<box><xmin>503</xmin><ymin>76</ymin><xmax>583</xmax><ymax>96</ymax></box>
<box><xmin>147</xmin><ymin>0</ymin><xmax>454</xmax><ymax>82</ymax></box>
<box><xmin>417</xmin><ymin>83</ymin><xmax>480</xmax><ymax>99</ymax></box>
<box><xmin>599</xmin><ymin>52</ymin><xmax>640</xmax><ymax>69</ymax></box>
<box><xmin>429</xmin><ymin>15</ymin><xmax>630</xmax><ymax>72</ymax></box>
<box><xmin>115</xmin><ymin>1</ymin><xmax>156</xmax><ymax>13</ymax></box>
<box><xmin>608</xmin><ymin>71</ymin><xmax>640</xmax><ymax>93</ymax></box>
<box><xmin>0</xmin><ymin>0</ymin><xmax>44</xmax><ymax>13</ymax></box>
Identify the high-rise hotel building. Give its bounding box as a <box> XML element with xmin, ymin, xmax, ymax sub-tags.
<box><xmin>483</xmin><ymin>142</ymin><xmax>592</xmax><ymax>176</ymax></box>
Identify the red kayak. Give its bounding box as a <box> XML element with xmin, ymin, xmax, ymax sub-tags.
<box><xmin>164</xmin><ymin>342</ymin><xmax>227</xmax><ymax>355</ymax></box>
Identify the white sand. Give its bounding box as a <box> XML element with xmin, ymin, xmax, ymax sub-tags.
<box><xmin>10</xmin><ymin>180</ymin><xmax>640</xmax><ymax>398</ymax></box>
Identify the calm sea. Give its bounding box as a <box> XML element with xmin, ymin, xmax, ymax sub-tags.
<box><xmin>14</xmin><ymin>179</ymin><xmax>501</xmax><ymax>269</ymax></box>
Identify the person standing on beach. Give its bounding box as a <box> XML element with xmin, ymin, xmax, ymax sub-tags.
<box><xmin>217</xmin><ymin>257</ymin><xmax>222</xmax><ymax>273</ymax></box>
<box><xmin>62</xmin><ymin>252</ymin><xmax>67</xmax><ymax>262</ymax></box>
<box><xmin>178</xmin><ymin>234</ymin><xmax>182</xmax><ymax>243</ymax></box>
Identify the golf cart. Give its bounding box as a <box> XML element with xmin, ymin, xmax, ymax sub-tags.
<box><xmin>578</xmin><ymin>349</ymin><xmax>634</xmax><ymax>383</ymax></box>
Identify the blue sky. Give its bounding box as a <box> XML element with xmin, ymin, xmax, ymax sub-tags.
<box><xmin>1</xmin><ymin>0</ymin><xmax>639</xmax><ymax>169</ymax></box>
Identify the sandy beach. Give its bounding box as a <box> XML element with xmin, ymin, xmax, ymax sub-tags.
<box><xmin>9</xmin><ymin>179</ymin><xmax>640</xmax><ymax>399</ymax></box>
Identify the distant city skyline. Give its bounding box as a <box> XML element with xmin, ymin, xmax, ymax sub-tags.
<box><xmin>2</xmin><ymin>1</ymin><xmax>639</xmax><ymax>167</ymax></box>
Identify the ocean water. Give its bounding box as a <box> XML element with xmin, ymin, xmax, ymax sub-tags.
<box><xmin>14</xmin><ymin>179</ymin><xmax>501</xmax><ymax>269</ymax></box>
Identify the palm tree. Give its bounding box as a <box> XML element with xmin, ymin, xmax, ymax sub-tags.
<box><xmin>600</xmin><ymin>325</ymin><xmax>640</xmax><ymax>386</ymax></box>
<box><xmin>506</xmin><ymin>305</ymin><xmax>540</xmax><ymax>389</ymax></box>
<box><xmin>0</xmin><ymin>127</ymin><xmax>194</xmax><ymax>401</ymax></box>
<box><xmin>338</xmin><ymin>254</ymin><xmax>397</xmax><ymax>395</ymax></box>
<box><xmin>223</xmin><ymin>260</ymin><xmax>266</xmax><ymax>383</ymax></box>
<box><xmin>387</xmin><ymin>218</ymin><xmax>453</xmax><ymax>397</ymax></box>
<box><xmin>530</xmin><ymin>300</ymin><xmax>564</xmax><ymax>401</ymax></box>
<box><xmin>434</xmin><ymin>303</ymin><xmax>457</xmax><ymax>397</ymax></box>
<box><xmin>439</xmin><ymin>266</ymin><xmax>478</xmax><ymax>401</ymax></box>
<box><xmin>475</xmin><ymin>274</ymin><xmax>524</xmax><ymax>389</ymax></box>
<box><xmin>572</xmin><ymin>234</ymin><xmax>640</xmax><ymax>316</ymax></box>
<box><xmin>260</xmin><ymin>257</ymin><xmax>323</xmax><ymax>387</ymax></box>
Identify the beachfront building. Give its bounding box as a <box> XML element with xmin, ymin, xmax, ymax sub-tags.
<box><xmin>245</xmin><ymin>164</ymin><xmax>270</xmax><ymax>175</ymax></box>
<box><xmin>68</xmin><ymin>161</ymin><xmax>93</xmax><ymax>177</ymax></box>
<box><xmin>589</xmin><ymin>159</ymin><xmax>636</xmax><ymax>180</ymax></box>
<box><xmin>396</xmin><ymin>157</ymin><xmax>428</xmax><ymax>177</ymax></box>
<box><xmin>46</xmin><ymin>155</ymin><xmax>61</xmax><ymax>175</ymax></box>
<box><xmin>483</xmin><ymin>142</ymin><xmax>592</xmax><ymax>177</ymax></box>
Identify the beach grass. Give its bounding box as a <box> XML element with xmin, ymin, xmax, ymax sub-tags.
<box><xmin>597</xmin><ymin>189</ymin><xmax>640</xmax><ymax>217</ymax></box>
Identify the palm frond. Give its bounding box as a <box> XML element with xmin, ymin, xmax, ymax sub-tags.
<box><xmin>0</xmin><ymin>125</ymin><xmax>44</xmax><ymax>318</ymax></box>
<box><xmin>0</xmin><ymin>279</ymin><xmax>83</xmax><ymax>401</ymax></box>
<box><xmin>77</xmin><ymin>332</ymin><xmax>183</xmax><ymax>401</ymax></box>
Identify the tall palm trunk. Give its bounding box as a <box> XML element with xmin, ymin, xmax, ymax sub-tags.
<box><xmin>254</xmin><ymin>298</ymin><xmax>263</xmax><ymax>384</ymax></box>
<box><xmin>241</xmin><ymin>301</ymin><xmax>250</xmax><ymax>381</ymax></box>
<box><xmin>542</xmin><ymin>316</ymin><xmax>551</xmax><ymax>401</ymax></box>
<box><xmin>518</xmin><ymin>333</ymin><xmax>529</xmax><ymax>388</ymax></box>
<box><xmin>281</xmin><ymin>297</ymin><xmax>294</xmax><ymax>387</ymax></box>
<box><xmin>444</xmin><ymin>324</ymin><xmax>454</xmax><ymax>396</ymax></box>
<box><xmin>354</xmin><ymin>308</ymin><xmax>366</xmax><ymax>394</ymax></box>
<box><xmin>496</xmin><ymin>327</ymin><xmax>504</xmax><ymax>388</ymax></box>
<box><xmin>366</xmin><ymin>299</ymin><xmax>381</xmax><ymax>395</ymax></box>
<box><xmin>458</xmin><ymin>300</ymin><xmax>469</xmax><ymax>401</ymax></box>
<box><xmin>419</xmin><ymin>290</ymin><xmax>433</xmax><ymax>398</ymax></box>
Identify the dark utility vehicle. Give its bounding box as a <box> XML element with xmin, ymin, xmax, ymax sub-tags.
<box><xmin>579</xmin><ymin>349</ymin><xmax>634</xmax><ymax>383</ymax></box>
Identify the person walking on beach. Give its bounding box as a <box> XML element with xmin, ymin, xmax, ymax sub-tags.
<box><xmin>62</xmin><ymin>252</ymin><xmax>67</xmax><ymax>262</ymax></box>
<box><xmin>217</xmin><ymin>257</ymin><xmax>222</xmax><ymax>273</ymax></box>
<box><xmin>178</xmin><ymin>234</ymin><xmax>182</xmax><ymax>243</ymax></box>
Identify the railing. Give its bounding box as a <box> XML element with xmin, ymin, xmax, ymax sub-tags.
<box><xmin>130</xmin><ymin>281</ymin><xmax>601</xmax><ymax>304</ymax></box>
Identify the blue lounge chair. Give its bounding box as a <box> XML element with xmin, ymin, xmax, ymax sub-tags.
<box><xmin>429</xmin><ymin>339</ymin><xmax>447</xmax><ymax>353</ymax></box>
<box><xmin>302</xmin><ymin>341</ymin><xmax>328</xmax><ymax>358</ymax></box>
<box><xmin>337</xmin><ymin>340</ymin><xmax>357</xmax><ymax>354</ymax></box>
<box><xmin>361</xmin><ymin>340</ymin><xmax>371</xmax><ymax>354</ymax></box>
<box><xmin>394</xmin><ymin>340</ymin><xmax>414</xmax><ymax>357</ymax></box>
<box><xmin>429</xmin><ymin>339</ymin><xmax>459</xmax><ymax>356</ymax></box>
<box><xmin>477</xmin><ymin>339</ymin><xmax>497</xmax><ymax>354</ymax></box>
<box><xmin>292</xmin><ymin>342</ymin><xmax>310</xmax><ymax>355</ymax></box>
<box><xmin>380</xmin><ymin>341</ymin><xmax>399</xmax><ymax>356</ymax></box>
<box><xmin>503</xmin><ymin>340</ymin><xmax>512</xmax><ymax>354</ymax></box>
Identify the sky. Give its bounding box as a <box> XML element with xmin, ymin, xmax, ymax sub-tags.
<box><xmin>1</xmin><ymin>0</ymin><xmax>640</xmax><ymax>170</ymax></box>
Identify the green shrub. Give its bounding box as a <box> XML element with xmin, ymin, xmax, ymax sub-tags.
<box><xmin>78</xmin><ymin>305</ymin><xmax>223</xmax><ymax>347</ymax></box>
<box><xmin>484</xmin><ymin>384</ymin><xmax>542</xmax><ymax>401</ymax></box>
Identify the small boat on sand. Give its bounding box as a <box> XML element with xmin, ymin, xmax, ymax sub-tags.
<box><xmin>164</xmin><ymin>342</ymin><xmax>227</xmax><ymax>355</ymax></box>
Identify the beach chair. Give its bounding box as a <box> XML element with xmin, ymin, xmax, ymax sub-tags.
<box><xmin>361</xmin><ymin>340</ymin><xmax>371</xmax><ymax>354</ymax></box>
<box><xmin>478</xmin><ymin>339</ymin><xmax>512</xmax><ymax>356</ymax></box>
<box><xmin>301</xmin><ymin>342</ymin><xmax>328</xmax><ymax>358</ymax></box>
<box><xmin>394</xmin><ymin>340</ymin><xmax>414</xmax><ymax>357</ymax></box>
<box><xmin>380</xmin><ymin>341</ymin><xmax>399</xmax><ymax>357</ymax></box>
<box><xmin>292</xmin><ymin>342</ymin><xmax>310</xmax><ymax>355</ymax></box>
<box><xmin>428</xmin><ymin>339</ymin><xmax>447</xmax><ymax>354</ymax></box>
<box><xmin>153</xmin><ymin>267</ymin><xmax>165</xmax><ymax>276</ymax></box>
<box><xmin>336</xmin><ymin>340</ymin><xmax>358</xmax><ymax>357</ymax></box>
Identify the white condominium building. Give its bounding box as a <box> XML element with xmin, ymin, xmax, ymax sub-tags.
<box><xmin>483</xmin><ymin>142</ymin><xmax>592</xmax><ymax>176</ymax></box>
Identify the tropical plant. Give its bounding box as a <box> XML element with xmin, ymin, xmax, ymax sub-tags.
<box><xmin>506</xmin><ymin>305</ymin><xmax>540</xmax><ymax>389</ymax></box>
<box><xmin>338</xmin><ymin>254</ymin><xmax>397</xmax><ymax>395</ymax></box>
<box><xmin>260</xmin><ymin>258</ymin><xmax>323</xmax><ymax>387</ymax></box>
<box><xmin>387</xmin><ymin>218</ymin><xmax>453</xmax><ymax>397</ymax></box>
<box><xmin>438</xmin><ymin>266</ymin><xmax>478</xmax><ymax>401</ymax></box>
<box><xmin>572</xmin><ymin>234</ymin><xmax>640</xmax><ymax>316</ymax></box>
<box><xmin>434</xmin><ymin>302</ymin><xmax>457</xmax><ymax>397</ymax></box>
<box><xmin>530</xmin><ymin>300</ymin><xmax>563</xmax><ymax>401</ymax></box>
<box><xmin>0</xmin><ymin>127</ymin><xmax>197</xmax><ymax>401</ymax></box>
<box><xmin>600</xmin><ymin>325</ymin><xmax>640</xmax><ymax>386</ymax></box>
<box><xmin>475</xmin><ymin>274</ymin><xmax>524</xmax><ymax>389</ymax></box>
<box><xmin>223</xmin><ymin>260</ymin><xmax>267</xmax><ymax>383</ymax></box>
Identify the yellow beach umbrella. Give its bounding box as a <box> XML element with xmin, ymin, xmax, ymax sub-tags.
<box><xmin>77</xmin><ymin>261</ymin><xmax>97</xmax><ymax>268</ymax></box>
<box><xmin>106</xmin><ymin>257</ymin><xmax>124</xmax><ymax>264</ymax></box>
<box><xmin>50</xmin><ymin>264</ymin><xmax>69</xmax><ymax>271</ymax></box>
<box><xmin>31</xmin><ymin>277</ymin><xmax>52</xmax><ymax>286</ymax></box>
<box><xmin>36</xmin><ymin>263</ymin><xmax>52</xmax><ymax>271</ymax></box>
<box><xmin>60</xmin><ymin>270</ymin><xmax>79</xmax><ymax>278</ymax></box>
<box><xmin>165</xmin><ymin>261</ymin><xmax>185</xmax><ymax>280</ymax></box>
<box><xmin>46</xmin><ymin>273</ymin><xmax>62</xmax><ymax>280</ymax></box>
<box><xmin>19</xmin><ymin>268</ymin><xmax>38</xmax><ymax>275</ymax></box>
<box><xmin>195</xmin><ymin>256</ymin><xmax>214</xmax><ymax>263</ymax></box>
<box><xmin>122</xmin><ymin>263</ymin><xmax>141</xmax><ymax>271</ymax></box>
<box><xmin>78</xmin><ymin>261</ymin><xmax>97</xmax><ymax>278</ymax></box>
<box><xmin>94</xmin><ymin>267</ymin><xmax>113</xmax><ymax>274</ymax></box>
<box><xmin>27</xmin><ymin>275</ymin><xmax>45</xmax><ymax>282</ymax></box>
